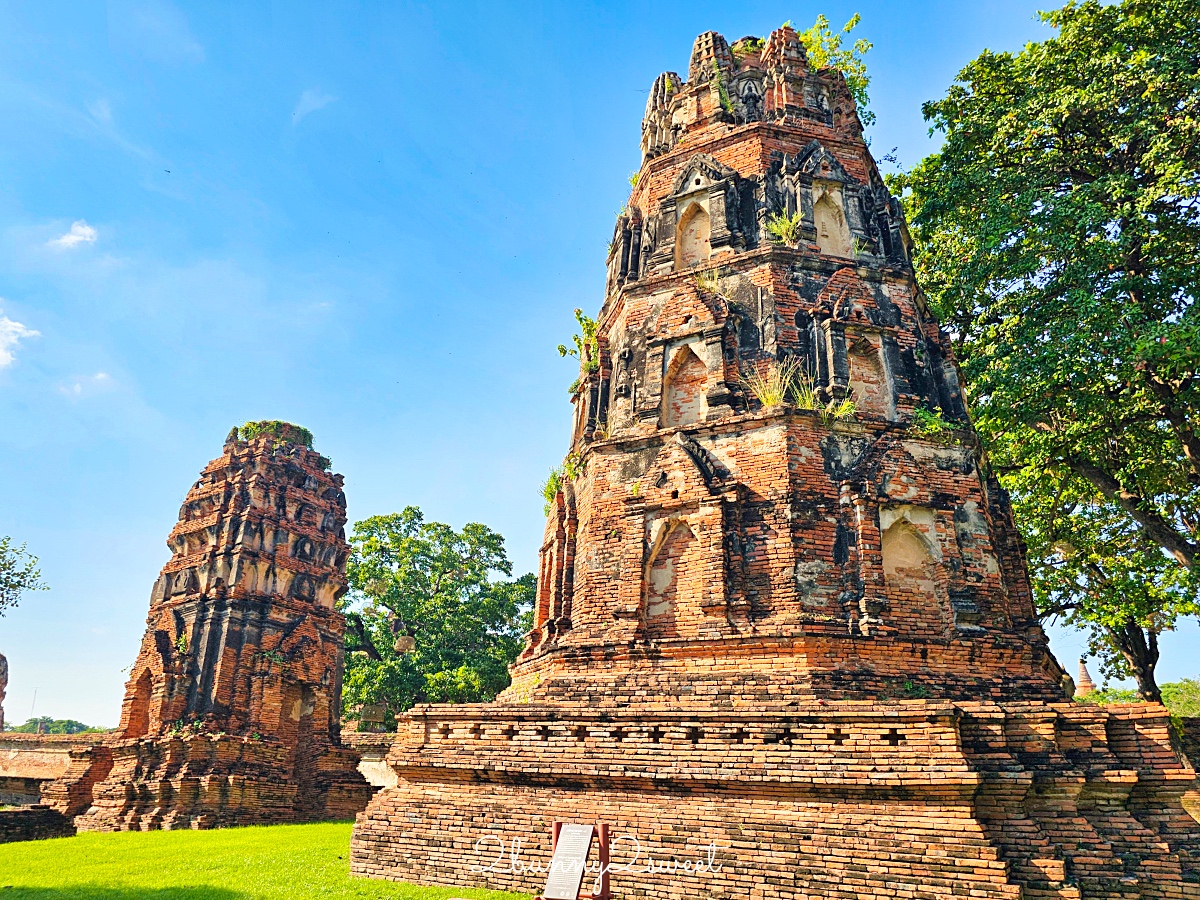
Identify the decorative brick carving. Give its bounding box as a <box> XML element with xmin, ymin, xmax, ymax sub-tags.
<box><xmin>350</xmin><ymin>26</ymin><xmax>1199</xmax><ymax>899</ymax></box>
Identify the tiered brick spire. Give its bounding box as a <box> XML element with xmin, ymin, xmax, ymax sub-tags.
<box><xmin>518</xmin><ymin>26</ymin><xmax>1064</xmax><ymax>705</ymax></box>
<box><xmin>71</xmin><ymin>424</ymin><xmax>370</xmax><ymax>830</ymax></box>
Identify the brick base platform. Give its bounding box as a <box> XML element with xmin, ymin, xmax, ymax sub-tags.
<box><xmin>351</xmin><ymin>701</ymin><xmax>1200</xmax><ymax>899</ymax></box>
<box><xmin>74</xmin><ymin>734</ymin><xmax>370</xmax><ymax>831</ymax></box>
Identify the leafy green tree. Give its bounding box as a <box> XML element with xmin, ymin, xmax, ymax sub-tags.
<box><xmin>893</xmin><ymin>0</ymin><xmax>1200</xmax><ymax>701</ymax></box>
<box><xmin>0</xmin><ymin>536</ymin><xmax>45</xmax><ymax>616</ymax></box>
<box><xmin>792</xmin><ymin>14</ymin><xmax>874</xmax><ymax>129</ymax></box>
<box><xmin>1079</xmin><ymin>678</ymin><xmax>1200</xmax><ymax>717</ymax></box>
<box><xmin>339</xmin><ymin>507</ymin><xmax>533</xmax><ymax>726</ymax></box>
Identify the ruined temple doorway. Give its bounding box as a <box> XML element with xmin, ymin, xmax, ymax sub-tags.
<box><xmin>644</xmin><ymin>521</ymin><xmax>698</xmax><ymax>640</ymax></box>
<box><xmin>814</xmin><ymin>191</ymin><xmax>852</xmax><ymax>258</ymax></box>
<box><xmin>288</xmin><ymin>683</ymin><xmax>318</xmax><ymax>815</ymax></box>
<box><xmin>880</xmin><ymin>519</ymin><xmax>952</xmax><ymax>638</ymax></box>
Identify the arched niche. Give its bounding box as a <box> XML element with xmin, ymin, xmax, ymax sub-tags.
<box><xmin>881</xmin><ymin>521</ymin><xmax>934</xmax><ymax>580</ymax></box>
<box><xmin>880</xmin><ymin>516</ymin><xmax>952</xmax><ymax>637</ymax></box>
<box><xmin>848</xmin><ymin>340</ymin><xmax>892</xmax><ymax>419</ymax></box>
<box><xmin>644</xmin><ymin>521</ymin><xmax>697</xmax><ymax>639</ymax></box>
<box><xmin>813</xmin><ymin>189</ymin><xmax>853</xmax><ymax>258</ymax></box>
<box><xmin>675</xmin><ymin>202</ymin><xmax>711</xmax><ymax>269</ymax></box>
<box><xmin>662</xmin><ymin>345</ymin><xmax>708</xmax><ymax>428</ymax></box>
<box><xmin>794</xmin><ymin>312</ymin><xmax>820</xmax><ymax>382</ymax></box>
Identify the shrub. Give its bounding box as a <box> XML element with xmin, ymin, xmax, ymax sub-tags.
<box><xmin>742</xmin><ymin>357</ymin><xmax>805</xmax><ymax>408</ymax></box>
<box><xmin>744</xmin><ymin>361</ymin><xmax>857</xmax><ymax>422</ymax></box>
<box><xmin>765</xmin><ymin>211</ymin><xmax>803</xmax><ymax>245</ymax></box>
<box><xmin>540</xmin><ymin>468</ymin><xmax>564</xmax><ymax>516</ymax></box>
<box><xmin>238</xmin><ymin>420</ymin><xmax>314</xmax><ymax>449</ymax></box>
<box><xmin>692</xmin><ymin>267</ymin><xmax>725</xmax><ymax>295</ymax></box>
<box><xmin>910</xmin><ymin>406</ymin><xmax>956</xmax><ymax>443</ymax></box>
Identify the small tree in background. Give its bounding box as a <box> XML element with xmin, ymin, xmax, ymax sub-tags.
<box><xmin>1</xmin><ymin>536</ymin><xmax>45</xmax><ymax>617</ymax></box>
<box><xmin>893</xmin><ymin>0</ymin><xmax>1200</xmax><ymax>700</ymax></box>
<box><xmin>338</xmin><ymin>507</ymin><xmax>533</xmax><ymax>727</ymax></box>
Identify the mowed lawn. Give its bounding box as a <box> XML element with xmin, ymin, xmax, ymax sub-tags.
<box><xmin>0</xmin><ymin>822</ymin><xmax>530</xmax><ymax>900</ymax></box>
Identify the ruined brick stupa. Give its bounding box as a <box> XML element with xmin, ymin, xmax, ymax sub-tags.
<box><xmin>70</xmin><ymin>423</ymin><xmax>371</xmax><ymax>830</ymax></box>
<box><xmin>352</xmin><ymin>29</ymin><xmax>1200</xmax><ymax>899</ymax></box>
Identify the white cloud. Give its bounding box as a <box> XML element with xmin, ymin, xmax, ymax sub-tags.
<box><xmin>59</xmin><ymin>372</ymin><xmax>112</xmax><ymax>398</ymax></box>
<box><xmin>0</xmin><ymin>310</ymin><xmax>39</xmax><ymax>368</ymax></box>
<box><xmin>292</xmin><ymin>89</ymin><xmax>338</xmax><ymax>125</ymax></box>
<box><xmin>49</xmin><ymin>221</ymin><xmax>98</xmax><ymax>249</ymax></box>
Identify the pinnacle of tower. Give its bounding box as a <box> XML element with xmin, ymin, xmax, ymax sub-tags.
<box><xmin>524</xmin><ymin>28</ymin><xmax>1065</xmax><ymax>707</ymax></box>
<box><xmin>687</xmin><ymin>30</ymin><xmax>733</xmax><ymax>82</ymax></box>
<box><xmin>125</xmin><ymin>425</ymin><xmax>350</xmax><ymax>738</ymax></box>
<box><xmin>640</xmin><ymin>26</ymin><xmax>857</xmax><ymax>163</ymax></box>
<box><xmin>69</xmin><ymin>424</ymin><xmax>371</xmax><ymax>830</ymax></box>
<box><xmin>761</xmin><ymin>24</ymin><xmax>809</xmax><ymax>72</ymax></box>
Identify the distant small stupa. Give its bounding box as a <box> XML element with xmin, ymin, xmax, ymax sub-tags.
<box><xmin>1077</xmin><ymin>656</ymin><xmax>1098</xmax><ymax>697</ymax></box>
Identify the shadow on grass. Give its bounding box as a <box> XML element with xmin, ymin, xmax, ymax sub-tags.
<box><xmin>0</xmin><ymin>889</ymin><xmax>242</xmax><ymax>899</ymax></box>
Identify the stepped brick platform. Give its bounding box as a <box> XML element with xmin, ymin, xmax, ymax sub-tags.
<box><xmin>354</xmin><ymin>702</ymin><xmax>1200</xmax><ymax>899</ymax></box>
<box><xmin>352</xmin><ymin>26</ymin><xmax>1200</xmax><ymax>899</ymax></box>
<box><xmin>59</xmin><ymin>424</ymin><xmax>371</xmax><ymax>831</ymax></box>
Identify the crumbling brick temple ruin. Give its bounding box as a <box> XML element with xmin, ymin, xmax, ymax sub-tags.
<box><xmin>22</xmin><ymin>423</ymin><xmax>372</xmax><ymax>831</ymax></box>
<box><xmin>350</xmin><ymin>28</ymin><xmax>1200</xmax><ymax>900</ymax></box>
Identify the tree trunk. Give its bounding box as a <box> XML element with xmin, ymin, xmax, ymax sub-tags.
<box><xmin>1110</xmin><ymin>617</ymin><xmax>1162</xmax><ymax>703</ymax></box>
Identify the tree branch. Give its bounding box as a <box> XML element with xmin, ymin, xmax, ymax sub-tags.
<box><xmin>345</xmin><ymin>613</ymin><xmax>382</xmax><ymax>661</ymax></box>
<box><xmin>1063</xmin><ymin>454</ymin><xmax>1198</xmax><ymax>568</ymax></box>
<box><xmin>1140</xmin><ymin>366</ymin><xmax>1200</xmax><ymax>483</ymax></box>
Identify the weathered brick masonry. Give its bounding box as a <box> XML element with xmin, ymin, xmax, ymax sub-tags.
<box><xmin>354</xmin><ymin>27</ymin><xmax>1200</xmax><ymax>898</ymax></box>
<box><xmin>0</xmin><ymin>807</ymin><xmax>75</xmax><ymax>845</ymax></box>
<box><xmin>58</xmin><ymin>425</ymin><xmax>372</xmax><ymax>830</ymax></box>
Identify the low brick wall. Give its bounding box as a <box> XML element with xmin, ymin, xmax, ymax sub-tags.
<box><xmin>0</xmin><ymin>732</ymin><xmax>109</xmax><ymax>781</ymax></box>
<box><xmin>0</xmin><ymin>806</ymin><xmax>75</xmax><ymax>844</ymax></box>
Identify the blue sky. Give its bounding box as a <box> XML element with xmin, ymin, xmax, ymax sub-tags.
<box><xmin>1</xmin><ymin>1</ymin><xmax>1194</xmax><ymax>727</ymax></box>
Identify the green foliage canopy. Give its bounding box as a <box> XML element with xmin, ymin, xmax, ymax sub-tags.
<box><xmin>8</xmin><ymin>717</ymin><xmax>107</xmax><ymax>734</ymax></box>
<box><xmin>1079</xmin><ymin>677</ymin><xmax>1200</xmax><ymax>719</ymax></box>
<box><xmin>339</xmin><ymin>507</ymin><xmax>533</xmax><ymax>726</ymax></box>
<box><xmin>893</xmin><ymin>0</ymin><xmax>1200</xmax><ymax>700</ymax></box>
<box><xmin>0</xmin><ymin>536</ymin><xmax>45</xmax><ymax>617</ymax></box>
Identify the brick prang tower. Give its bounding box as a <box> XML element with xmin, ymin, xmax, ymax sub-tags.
<box><xmin>70</xmin><ymin>423</ymin><xmax>371</xmax><ymax>830</ymax></box>
<box><xmin>353</xmin><ymin>29</ymin><xmax>1200</xmax><ymax>899</ymax></box>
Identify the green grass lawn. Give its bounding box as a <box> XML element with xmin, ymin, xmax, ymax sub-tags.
<box><xmin>0</xmin><ymin>822</ymin><xmax>530</xmax><ymax>900</ymax></box>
